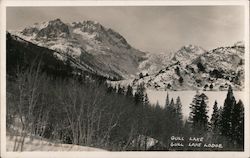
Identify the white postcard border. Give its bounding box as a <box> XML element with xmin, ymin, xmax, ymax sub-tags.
<box><xmin>1</xmin><ymin>1</ymin><xmax>249</xmax><ymax>158</ymax></box>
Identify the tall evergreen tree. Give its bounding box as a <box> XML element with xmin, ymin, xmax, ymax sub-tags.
<box><xmin>218</xmin><ymin>106</ymin><xmax>223</xmax><ymax>118</ymax></box>
<box><xmin>117</xmin><ymin>84</ymin><xmax>125</xmax><ymax>95</ymax></box>
<box><xmin>134</xmin><ymin>83</ymin><xmax>145</xmax><ymax>105</ymax></box>
<box><xmin>217</xmin><ymin>106</ymin><xmax>223</xmax><ymax>132</ymax></box>
<box><xmin>165</xmin><ymin>93</ymin><xmax>170</xmax><ymax>109</ymax></box>
<box><xmin>189</xmin><ymin>93</ymin><xmax>209</xmax><ymax>131</ymax></box>
<box><xmin>210</xmin><ymin>100</ymin><xmax>220</xmax><ymax>134</ymax></box>
<box><xmin>107</xmin><ymin>84</ymin><xmax>115</xmax><ymax>93</ymax></box>
<box><xmin>196</xmin><ymin>94</ymin><xmax>209</xmax><ymax>130</ymax></box>
<box><xmin>167</xmin><ymin>98</ymin><xmax>175</xmax><ymax>114</ymax></box>
<box><xmin>126</xmin><ymin>85</ymin><xmax>133</xmax><ymax>97</ymax></box>
<box><xmin>220</xmin><ymin>85</ymin><xmax>236</xmax><ymax>139</ymax></box>
<box><xmin>155</xmin><ymin>101</ymin><xmax>161</xmax><ymax>110</ymax></box>
<box><xmin>166</xmin><ymin>98</ymin><xmax>178</xmax><ymax>125</ymax></box>
<box><xmin>174</xmin><ymin>96</ymin><xmax>184</xmax><ymax>133</ymax></box>
<box><xmin>188</xmin><ymin>92</ymin><xmax>200</xmax><ymax>124</ymax></box>
<box><xmin>231</xmin><ymin>100</ymin><xmax>244</xmax><ymax>147</ymax></box>
<box><xmin>113</xmin><ymin>86</ymin><xmax>117</xmax><ymax>94</ymax></box>
<box><xmin>175</xmin><ymin>96</ymin><xmax>183</xmax><ymax>124</ymax></box>
<box><xmin>144</xmin><ymin>94</ymin><xmax>150</xmax><ymax>106</ymax></box>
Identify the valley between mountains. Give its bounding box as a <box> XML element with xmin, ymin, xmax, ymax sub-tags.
<box><xmin>9</xmin><ymin>18</ymin><xmax>244</xmax><ymax>91</ymax></box>
<box><xmin>6</xmin><ymin>18</ymin><xmax>245</xmax><ymax>151</ymax></box>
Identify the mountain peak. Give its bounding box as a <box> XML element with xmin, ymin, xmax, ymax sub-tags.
<box><xmin>71</xmin><ymin>20</ymin><xmax>106</xmax><ymax>36</ymax></box>
<box><xmin>13</xmin><ymin>19</ymin><xmax>145</xmax><ymax>79</ymax></box>
<box><xmin>36</xmin><ymin>19</ymin><xmax>70</xmax><ymax>39</ymax></box>
<box><xmin>171</xmin><ymin>44</ymin><xmax>206</xmax><ymax>66</ymax></box>
<box><xmin>83</xmin><ymin>20</ymin><xmax>101</xmax><ymax>26</ymax></box>
<box><xmin>233</xmin><ymin>41</ymin><xmax>244</xmax><ymax>47</ymax></box>
<box><xmin>48</xmin><ymin>18</ymin><xmax>64</xmax><ymax>25</ymax></box>
<box><xmin>72</xmin><ymin>20</ymin><xmax>104</xmax><ymax>28</ymax></box>
<box><xmin>176</xmin><ymin>44</ymin><xmax>206</xmax><ymax>57</ymax></box>
<box><xmin>180</xmin><ymin>44</ymin><xmax>204</xmax><ymax>52</ymax></box>
<box><xmin>71</xmin><ymin>20</ymin><xmax>130</xmax><ymax>48</ymax></box>
<box><xmin>21</xmin><ymin>18</ymin><xmax>70</xmax><ymax>39</ymax></box>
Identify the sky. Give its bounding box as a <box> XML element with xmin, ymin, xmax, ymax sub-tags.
<box><xmin>7</xmin><ymin>6</ymin><xmax>245</xmax><ymax>54</ymax></box>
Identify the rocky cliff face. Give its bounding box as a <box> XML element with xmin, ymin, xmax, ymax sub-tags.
<box><xmin>12</xmin><ymin>19</ymin><xmax>146</xmax><ymax>79</ymax></box>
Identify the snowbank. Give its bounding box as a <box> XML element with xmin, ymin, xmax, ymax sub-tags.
<box><xmin>7</xmin><ymin>136</ymin><xmax>107</xmax><ymax>152</ymax></box>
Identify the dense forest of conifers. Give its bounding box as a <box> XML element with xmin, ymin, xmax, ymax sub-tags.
<box><xmin>6</xmin><ymin>33</ymin><xmax>244</xmax><ymax>151</ymax></box>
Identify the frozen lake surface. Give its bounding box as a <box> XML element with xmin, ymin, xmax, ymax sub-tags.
<box><xmin>146</xmin><ymin>90</ymin><xmax>246</xmax><ymax>120</ymax></box>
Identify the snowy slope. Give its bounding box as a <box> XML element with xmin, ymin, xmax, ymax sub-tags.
<box><xmin>116</xmin><ymin>43</ymin><xmax>245</xmax><ymax>91</ymax></box>
<box><xmin>11</xmin><ymin>19</ymin><xmax>146</xmax><ymax>79</ymax></box>
<box><xmin>7</xmin><ymin>135</ymin><xmax>107</xmax><ymax>151</ymax></box>
<box><xmin>139</xmin><ymin>45</ymin><xmax>205</xmax><ymax>75</ymax></box>
<box><xmin>138</xmin><ymin>52</ymin><xmax>173</xmax><ymax>75</ymax></box>
<box><xmin>172</xmin><ymin>44</ymin><xmax>206</xmax><ymax>66</ymax></box>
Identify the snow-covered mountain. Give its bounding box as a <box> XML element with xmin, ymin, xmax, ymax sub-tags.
<box><xmin>139</xmin><ymin>44</ymin><xmax>206</xmax><ymax>76</ymax></box>
<box><xmin>11</xmin><ymin>18</ymin><xmax>146</xmax><ymax>79</ymax></box>
<box><xmin>172</xmin><ymin>44</ymin><xmax>206</xmax><ymax>66</ymax></box>
<box><xmin>138</xmin><ymin>52</ymin><xmax>173</xmax><ymax>75</ymax></box>
<box><xmin>117</xmin><ymin>43</ymin><xmax>245</xmax><ymax>91</ymax></box>
<box><xmin>9</xmin><ymin>18</ymin><xmax>244</xmax><ymax>91</ymax></box>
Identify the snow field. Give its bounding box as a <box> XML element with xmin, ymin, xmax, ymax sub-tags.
<box><xmin>7</xmin><ymin>135</ymin><xmax>107</xmax><ymax>151</ymax></box>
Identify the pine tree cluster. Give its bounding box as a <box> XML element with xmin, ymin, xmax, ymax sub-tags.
<box><xmin>188</xmin><ymin>85</ymin><xmax>244</xmax><ymax>149</ymax></box>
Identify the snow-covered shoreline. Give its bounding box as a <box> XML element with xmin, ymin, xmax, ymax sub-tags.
<box><xmin>7</xmin><ymin>135</ymin><xmax>107</xmax><ymax>152</ymax></box>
